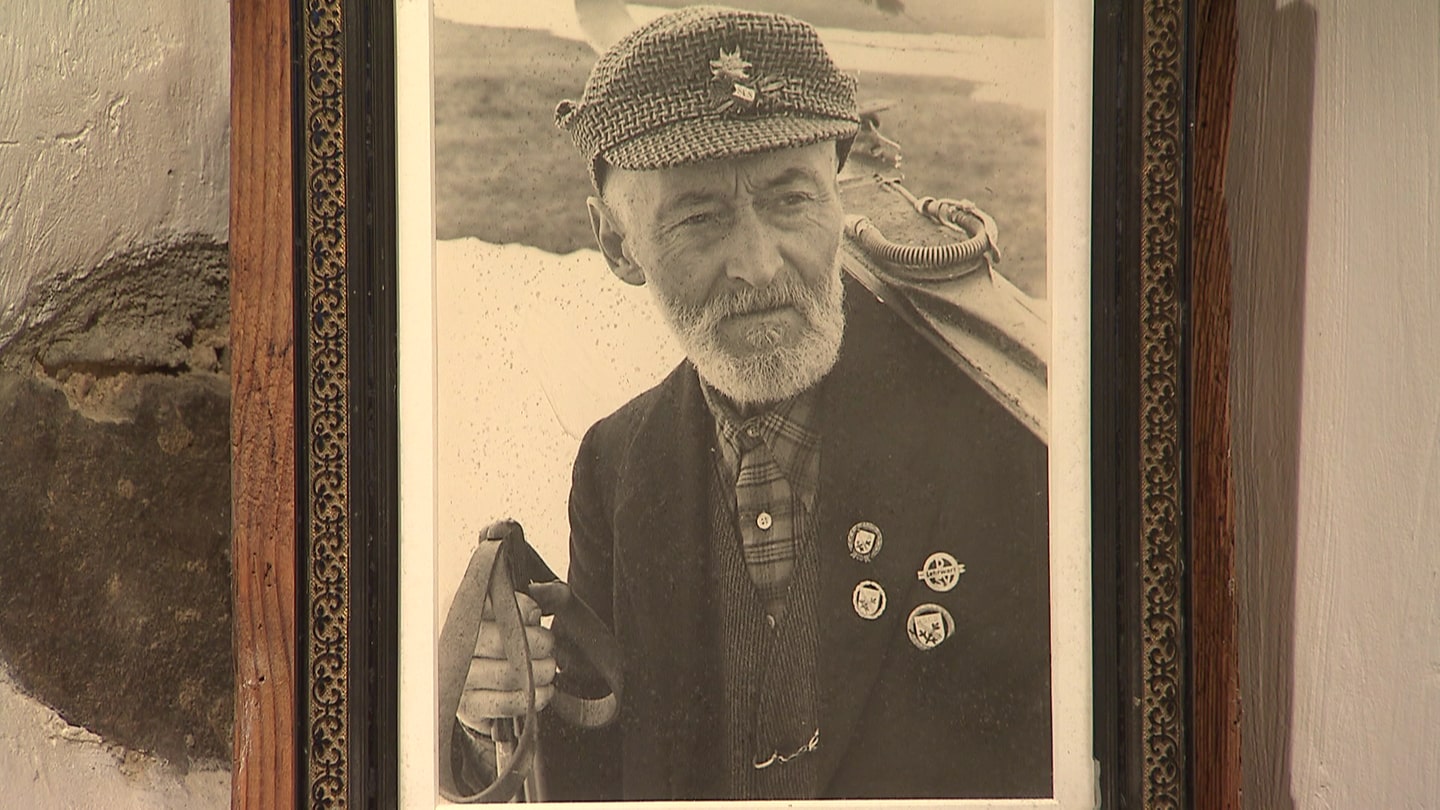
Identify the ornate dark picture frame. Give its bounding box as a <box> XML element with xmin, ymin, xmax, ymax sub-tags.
<box><xmin>230</xmin><ymin>0</ymin><xmax>1239</xmax><ymax>807</ymax></box>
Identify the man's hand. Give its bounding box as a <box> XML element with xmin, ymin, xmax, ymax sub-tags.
<box><xmin>456</xmin><ymin>587</ymin><xmax>561</xmax><ymax>733</ymax></box>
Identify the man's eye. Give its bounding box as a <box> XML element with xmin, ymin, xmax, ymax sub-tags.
<box><xmin>679</xmin><ymin>212</ymin><xmax>716</xmax><ymax>226</ymax></box>
<box><xmin>779</xmin><ymin>192</ymin><xmax>814</xmax><ymax>207</ymax></box>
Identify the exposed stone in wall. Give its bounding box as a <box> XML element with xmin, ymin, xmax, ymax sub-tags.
<box><xmin>0</xmin><ymin>237</ymin><xmax>231</xmax><ymax>768</ymax></box>
<box><xmin>0</xmin><ymin>238</ymin><xmax>229</xmax><ymax>379</ymax></box>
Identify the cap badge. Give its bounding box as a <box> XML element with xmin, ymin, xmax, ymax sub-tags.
<box><xmin>847</xmin><ymin>521</ymin><xmax>883</xmax><ymax>562</ymax></box>
<box><xmin>852</xmin><ymin>580</ymin><xmax>887</xmax><ymax>620</ymax></box>
<box><xmin>710</xmin><ymin>47</ymin><xmax>752</xmax><ymax>81</ymax></box>
<box><xmin>917</xmin><ymin>552</ymin><xmax>966</xmax><ymax>592</ymax></box>
<box><xmin>906</xmin><ymin>604</ymin><xmax>955</xmax><ymax>650</ymax></box>
<box><xmin>709</xmin><ymin>46</ymin><xmax>785</xmax><ymax>115</ymax></box>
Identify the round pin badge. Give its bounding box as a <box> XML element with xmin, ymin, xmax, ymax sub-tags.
<box><xmin>917</xmin><ymin>552</ymin><xmax>966</xmax><ymax>593</ymax></box>
<box><xmin>906</xmin><ymin>603</ymin><xmax>955</xmax><ymax>650</ymax></box>
<box><xmin>852</xmin><ymin>580</ymin><xmax>887</xmax><ymax>620</ymax></box>
<box><xmin>847</xmin><ymin>522</ymin><xmax>883</xmax><ymax>562</ymax></box>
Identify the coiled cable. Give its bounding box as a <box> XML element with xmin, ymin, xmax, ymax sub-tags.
<box><xmin>844</xmin><ymin>179</ymin><xmax>1003</xmax><ymax>282</ymax></box>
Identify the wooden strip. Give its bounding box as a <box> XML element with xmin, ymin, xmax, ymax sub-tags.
<box><xmin>1190</xmin><ymin>0</ymin><xmax>1242</xmax><ymax>807</ymax></box>
<box><xmin>230</xmin><ymin>0</ymin><xmax>297</xmax><ymax>807</ymax></box>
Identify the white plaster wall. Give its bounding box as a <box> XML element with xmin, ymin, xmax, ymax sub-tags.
<box><xmin>0</xmin><ymin>671</ymin><xmax>229</xmax><ymax>810</ymax></box>
<box><xmin>1231</xmin><ymin>1</ymin><xmax>1440</xmax><ymax>807</ymax></box>
<box><xmin>0</xmin><ymin>0</ymin><xmax>230</xmax><ymax>341</ymax></box>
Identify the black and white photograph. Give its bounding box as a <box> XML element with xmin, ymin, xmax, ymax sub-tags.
<box><xmin>396</xmin><ymin>0</ymin><xmax>1095</xmax><ymax>805</ymax></box>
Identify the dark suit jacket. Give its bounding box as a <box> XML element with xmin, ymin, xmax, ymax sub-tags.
<box><xmin>542</xmin><ymin>278</ymin><xmax>1052</xmax><ymax>800</ymax></box>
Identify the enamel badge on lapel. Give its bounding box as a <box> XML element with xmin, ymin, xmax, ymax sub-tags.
<box><xmin>906</xmin><ymin>604</ymin><xmax>955</xmax><ymax>650</ymax></box>
<box><xmin>852</xmin><ymin>580</ymin><xmax>886</xmax><ymax>620</ymax></box>
<box><xmin>847</xmin><ymin>522</ymin><xmax>883</xmax><ymax>562</ymax></box>
<box><xmin>917</xmin><ymin>552</ymin><xmax>965</xmax><ymax>592</ymax></box>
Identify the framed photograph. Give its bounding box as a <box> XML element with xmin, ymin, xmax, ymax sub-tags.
<box><xmin>229</xmin><ymin>0</ymin><xmax>1235</xmax><ymax>807</ymax></box>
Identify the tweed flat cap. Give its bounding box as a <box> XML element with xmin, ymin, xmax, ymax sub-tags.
<box><xmin>556</xmin><ymin>6</ymin><xmax>860</xmax><ymax>187</ymax></box>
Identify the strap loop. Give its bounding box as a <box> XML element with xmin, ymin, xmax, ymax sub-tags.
<box><xmin>437</xmin><ymin>520</ymin><xmax>622</xmax><ymax>803</ymax></box>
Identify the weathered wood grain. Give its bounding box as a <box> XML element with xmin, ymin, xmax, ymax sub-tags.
<box><xmin>1191</xmin><ymin>0</ymin><xmax>1242</xmax><ymax>807</ymax></box>
<box><xmin>230</xmin><ymin>0</ymin><xmax>297</xmax><ymax>806</ymax></box>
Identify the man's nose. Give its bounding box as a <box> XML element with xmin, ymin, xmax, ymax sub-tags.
<box><xmin>722</xmin><ymin>208</ymin><xmax>783</xmax><ymax>288</ymax></box>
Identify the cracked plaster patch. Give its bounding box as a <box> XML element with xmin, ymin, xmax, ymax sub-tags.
<box><xmin>0</xmin><ymin>235</ymin><xmax>234</xmax><ymax>768</ymax></box>
<box><xmin>2</xmin><ymin>236</ymin><xmax>228</xmax><ymax>422</ymax></box>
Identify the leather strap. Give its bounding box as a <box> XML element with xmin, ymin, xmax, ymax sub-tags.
<box><xmin>437</xmin><ymin>520</ymin><xmax>622</xmax><ymax>802</ymax></box>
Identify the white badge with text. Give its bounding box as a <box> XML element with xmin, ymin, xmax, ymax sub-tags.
<box><xmin>917</xmin><ymin>552</ymin><xmax>965</xmax><ymax>592</ymax></box>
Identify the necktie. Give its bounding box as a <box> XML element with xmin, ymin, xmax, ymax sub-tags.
<box><xmin>733</xmin><ymin>426</ymin><xmax>798</xmax><ymax>621</ymax></box>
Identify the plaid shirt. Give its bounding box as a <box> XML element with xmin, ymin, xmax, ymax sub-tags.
<box><xmin>702</xmin><ymin>384</ymin><xmax>822</xmax><ymax>621</ymax></box>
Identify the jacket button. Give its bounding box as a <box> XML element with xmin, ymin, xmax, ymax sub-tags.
<box><xmin>756</xmin><ymin>512</ymin><xmax>773</xmax><ymax>530</ymax></box>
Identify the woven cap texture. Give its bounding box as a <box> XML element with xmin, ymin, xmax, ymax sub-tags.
<box><xmin>556</xmin><ymin>6</ymin><xmax>859</xmax><ymax>182</ymax></box>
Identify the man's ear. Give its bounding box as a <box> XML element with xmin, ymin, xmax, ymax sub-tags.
<box><xmin>587</xmin><ymin>196</ymin><xmax>645</xmax><ymax>286</ymax></box>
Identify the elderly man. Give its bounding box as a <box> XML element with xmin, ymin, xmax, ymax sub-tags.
<box><xmin>452</xmin><ymin>5</ymin><xmax>1052</xmax><ymax>801</ymax></box>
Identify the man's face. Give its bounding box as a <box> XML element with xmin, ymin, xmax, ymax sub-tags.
<box><xmin>591</xmin><ymin>141</ymin><xmax>848</xmax><ymax>406</ymax></box>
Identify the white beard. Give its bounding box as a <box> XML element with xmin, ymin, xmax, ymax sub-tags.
<box><xmin>647</xmin><ymin>259</ymin><xmax>846</xmax><ymax>406</ymax></box>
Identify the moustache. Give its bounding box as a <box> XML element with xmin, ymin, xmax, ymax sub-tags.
<box><xmin>701</xmin><ymin>274</ymin><xmax>824</xmax><ymax>322</ymax></box>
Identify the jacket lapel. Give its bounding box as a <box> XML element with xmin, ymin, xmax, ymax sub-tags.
<box><xmin>813</xmin><ymin>284</ymin><xmax>947</xmax><ymax>790</ymax></box>
<box><xmin>609</xmin><ymin>364</ymin><xmax>724</xmax><ymax>797</ymax></box>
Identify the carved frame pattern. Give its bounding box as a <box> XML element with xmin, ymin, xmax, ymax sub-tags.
<box><xmin>1139</xmin><ymin>0</ymin><xmax>1188</xmax><ymax>806</ymax></box>
<box><xmin>301</xmin><ymin>0</ymin><xmax>351</xmax><ymax>806</ymax></box>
